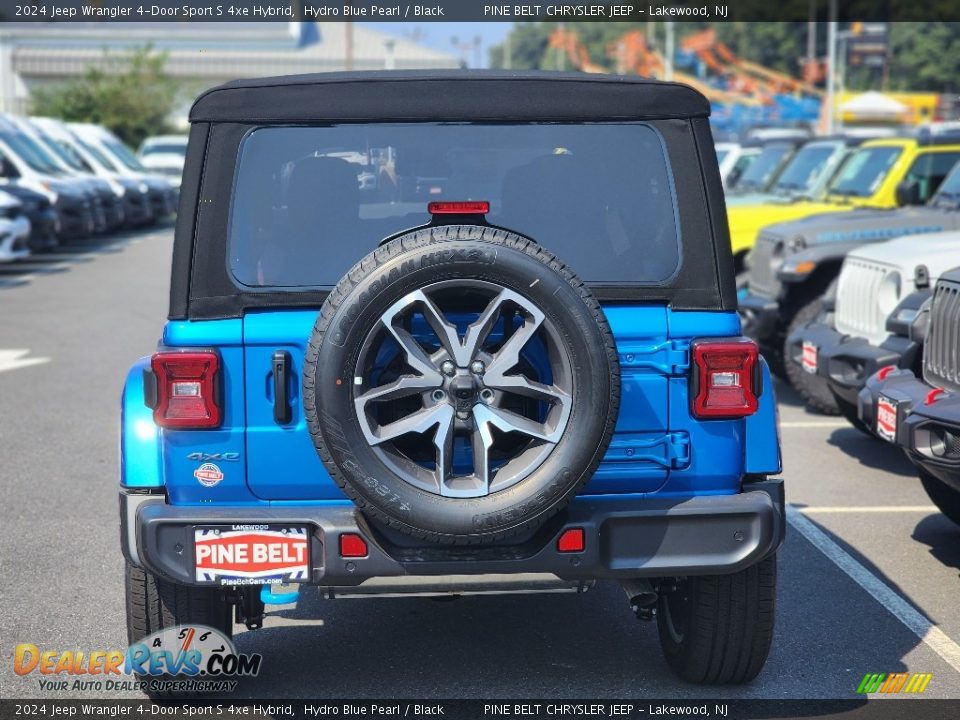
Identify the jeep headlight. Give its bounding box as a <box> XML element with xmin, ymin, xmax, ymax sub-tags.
<box><xmin>787</xmin><ymin>235</ymin><xmax>807</xmax><ymax>253</ymax></box>
<box><xmin>107</xmin><ymin>178</ymin><xmax>126</xmax><ymax>198</ymax></box>
<box><xmin>27</xmin><ymin>180</ymin><xmax>58</xmax><ymax>204</ymax></box>
<box><xmin>878</xmin><ymin>271</ymin><xmax>901</xmax><ymax>317</ymax></box>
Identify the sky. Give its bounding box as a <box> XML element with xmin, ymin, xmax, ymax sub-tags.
<box><xmin>363</xmin><ymin>22</ymin><xmax>514</xmax><ymax>68</ymax></box>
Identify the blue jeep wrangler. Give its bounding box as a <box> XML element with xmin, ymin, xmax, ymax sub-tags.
<box><xmin>120</xmin><ymin>71</ymin><xmax>784</xmax><ymax>684</ymax></box>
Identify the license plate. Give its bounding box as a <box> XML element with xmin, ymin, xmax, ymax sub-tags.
<box><xmin>801</xmin><ymin>342</ymin><xmax>818</xmax><ymax>374</ymax></box>
<box><xmin>194</xmin><ymin>525</ymin><xmax>310</xmax><ymax>585</ymax></box>
<box><xmin>876</xmin><ymin>395</ymin><xmax>898</xmax><ymax>443</ymax></box>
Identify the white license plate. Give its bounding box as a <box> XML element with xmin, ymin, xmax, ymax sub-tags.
<box><xmin>876</xmin><ymin>395</ymin><xmax>898</xmax><ymax>443</ymax></box>
<box><xmin>801</xmin><ymin>341</ymin><xmax>818</xmax><ymax>374</ymax></box>
<box><xmin>194</xmin><ymin>526</ymin><xmax>309</xmax><ymax>585</ymax></box>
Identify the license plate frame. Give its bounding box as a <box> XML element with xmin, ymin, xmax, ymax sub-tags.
<box><xmin>194</xmin><ymin>525</ymin><xmax>310</xmax><ymax>586</ymax></box>
<box><xmin>876</xmin><ymin>395</ymin><xmax>898</xmax><ymax>443</ymax></box>
<box><xmin>801</xmin><ymin>341</ymin><xmax>818</xmax><ymax>374</ymax></box>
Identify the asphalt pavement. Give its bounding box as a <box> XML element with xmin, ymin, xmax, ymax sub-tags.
<box><xmin>1</xmin><ymin>225</ymin><xmax>959</xmax><ymax>702</ymax></box>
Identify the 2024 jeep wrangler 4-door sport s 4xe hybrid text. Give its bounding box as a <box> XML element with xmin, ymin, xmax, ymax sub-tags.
<box><xmin>119</xmin><ymin>71</ymin><xmax>784</xmax><ymax>685</ymax></box>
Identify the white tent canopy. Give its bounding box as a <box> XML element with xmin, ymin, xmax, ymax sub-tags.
<box><xmin>840</xmin><ymin>91</ymin><xmax>909</xmax><ymax>119</ymax></box>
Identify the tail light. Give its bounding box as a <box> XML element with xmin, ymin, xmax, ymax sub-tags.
<box><xmin>690</xmin><ymin>338</ymin><xmax>760</xmax><ymax>419</ymax></box>
<box><xmin>557</xmin><ymin>528</ymin><xmax>585</xmax><ymax>553</ymax></box>
<box><xmin>339</xmin><ymin>533</ymin><xmax>369</xmax><ymax>558</ymax></box>
<box><xmin>149</xmin><ymin>350</ymin><xmax>221</xmax><ymax>429</ymax></box>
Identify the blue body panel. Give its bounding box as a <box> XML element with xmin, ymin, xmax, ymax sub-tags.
<box><xmin>243</xmin><ymin>311</ymin><xmax>343</xmax><ymax>500</ymax></box>
<box><xmin>120</xmin><ymin>358</ymin><xmax>164</xmax><ymax>488</ymax></box>
<box><xmin>159</xmin><ymin>320</ymin><xmax>260</xmax><ymax>505</ymax></box>
<box><xmin>120</xmin><ymin>305</ymin><xmax>781</xmax><ymax>506</ymax></box>
<box><xmin>744</xmin><ymin>359</ymin><xmax>782</xmax><ymax>476</ymax></box>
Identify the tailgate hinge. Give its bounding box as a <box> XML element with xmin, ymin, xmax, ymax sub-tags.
<box><xmin>606</xmin><ymin>431</ymin><xmax>691</xmax><ymax>470</ymax></box>
<box><xmin>618</xmin><ymin>340</ymin><xmax>689</xmax><ymax>375</ymax></box>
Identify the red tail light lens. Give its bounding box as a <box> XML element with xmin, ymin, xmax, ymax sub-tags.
<box><xmin>427</xmin><ymin>200</ymin><xmax>489</xmax><ymax>215</ymax></box>
<box><xmin>150</xmin><ymin>351</ymin><xmax>221</xmax><ymax>428</ymax></box>
<box><xmin>339</xmin><ymin>533</ymin><xmax>369</xmax><ymax>558</ymax></box>
<box><xmin>557</xmin><ymin>528</ymin><xmax>585</xmax><ymax>553</ymax></box>
<box><xmin>690</xmin><ymin>338</ymin><xmax>760</xmax><ymax>419</ymax></box>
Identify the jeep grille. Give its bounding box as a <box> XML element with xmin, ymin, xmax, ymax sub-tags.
<box><xmin>835</xmin><ymin>258</ymin><xmax>896</xmax><ymax>346</ymax></box>
<box><xmin>747</xmin><ymin>234</ymin><xmax>783</xmax><ymax>297</ymax></box>
<box><xmin>924</xmin><ymin>279</ymin><xmax>960</xmax><ymax>392</ymax></box>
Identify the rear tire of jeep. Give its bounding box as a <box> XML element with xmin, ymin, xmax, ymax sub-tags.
<box><xmin>783</xmin><ymin>297</ymin><xmax>839</xmax><ymax>415</ymax></box>
<box><xmin>919</xmin><ymin>471</ymin><xmax>960</xmax><ymax>528</ymax></box>
<box><xmin>303</xmin><ymin>224</ymin><xmax>620</xmax><ymax>544</ymax></box>
<box><xmin>656</xmin><ymin>554</ymin><xmax>777</xmax><ymax>684</ymax></box>
<box><xmin>125</xmin><ymin>561</ymin><xmax>233</xmax><ymax>644</ymax></box>
<box><xmin>124</xmin><ymin>561</ymin><xmax>233</xmax><ymax>696</ymax></box>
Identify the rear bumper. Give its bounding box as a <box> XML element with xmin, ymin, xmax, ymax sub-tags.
<box><xmin>738</xmin><ymin>292</ymin><xmax>781</xmax><ymax>340</ymax></box>
<box><xmin>121</xmin><ymin>480</ymin><xmax>785</xmax><ymax>589</ymax></box>
<box><xmin>787</xmin><ymin>321</ymin><xmax>918</xmax><ymax>405</ymax></box>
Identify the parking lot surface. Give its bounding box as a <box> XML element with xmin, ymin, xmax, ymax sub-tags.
<box><xmin>1</xmin><ymin>227</ymin><xmax>959</xmax><ymax>700</ymax></box>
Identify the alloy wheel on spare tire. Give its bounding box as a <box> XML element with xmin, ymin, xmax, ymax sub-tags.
<box><xmin>303</xmin><ymin>225</ymin><xmax>620</xmax><ymax>544</ymax></box>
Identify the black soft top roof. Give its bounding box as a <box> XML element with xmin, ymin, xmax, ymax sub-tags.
<box><xmin>189</xmin><ymin>70</ymin><xmax>711</xmax><ymax>124</ymax></box>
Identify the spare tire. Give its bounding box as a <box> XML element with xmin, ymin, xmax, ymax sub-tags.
<box><xmin>303</xmin><ymin>225</ymin><xmax>620</xmax><ymax>544</ymax></box>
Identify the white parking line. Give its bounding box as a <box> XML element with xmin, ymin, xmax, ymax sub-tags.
<box><xmin>786</xmin><ymin>504</ymin><xmax>960</xmax><ymax>674</ymax></box>
<box><xmin>800</xmin><ymin>506</ymin><xmax>939</xmax><ymax>514</ymax></box>
<box><xmin>0</xmin><ymin>349</ymin><xmax>51</xmax><ymax>374</ymax></box>
<box><xmin>780</xmin><ymin>420</ymin><xmax>852</xmax><ymax>428</ymax></box>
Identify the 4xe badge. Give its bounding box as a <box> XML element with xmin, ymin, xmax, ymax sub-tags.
<box><xmin>193</xmin><ymin>462</ymin><xmax>224</xmax><ymax>487</ymax></box>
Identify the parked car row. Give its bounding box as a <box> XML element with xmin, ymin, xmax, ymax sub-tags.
<box><xmin>724</xmin><ymin>127</ymin><xmax>960</xmax><ymax>527</ymax></box>
<box><xmin>0</xmin><ymin>115</ymin><xmax>184</xmax><ymax>262</ymax></box>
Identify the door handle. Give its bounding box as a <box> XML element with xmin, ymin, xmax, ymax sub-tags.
<box><xmin>272</xmin><ymin>350</ymin><xmax>292</xmax><ymax>425</ymax></box>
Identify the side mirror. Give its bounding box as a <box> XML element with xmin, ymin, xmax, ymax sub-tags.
<box><xmin>895</xmin><ymin>180</ymin><xmax>922</xmax><ymax>206</ymax></box>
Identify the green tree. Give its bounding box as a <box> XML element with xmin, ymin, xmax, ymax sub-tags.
<box><xmin>883</xmin><ymin>23</ymin><xmax>960</xmax><ymax>93</ymax></box>
<box><xmin>30</xmin><ymin>46</ymin><xmax>177</xmax><ymax>148</ymax></box>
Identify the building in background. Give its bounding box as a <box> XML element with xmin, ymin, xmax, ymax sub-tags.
<box><xmin>0</xmin><ymin>22</ymin><xmax>461</xmax><ymax>125</ymax></box>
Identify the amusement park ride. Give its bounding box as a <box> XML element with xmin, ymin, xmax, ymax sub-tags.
<box><xmin>548</xmin><ymin>27</ymin><xmax>824</xmax><ymax>136</ymax></box>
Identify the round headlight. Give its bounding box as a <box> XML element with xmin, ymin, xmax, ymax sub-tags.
<box><xmin>878</xmin><ymin>271</ymin><xmax>901</xmax><ymax>317</ymax></box>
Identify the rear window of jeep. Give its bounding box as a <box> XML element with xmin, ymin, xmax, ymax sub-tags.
<box><xmin>227</xmin><ymin>123</ymin><xmax>680</xmax><ymax>288</ymax></box>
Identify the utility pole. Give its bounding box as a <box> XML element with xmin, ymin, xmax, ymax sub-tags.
<box><xmin>558</xmin><ymin>23</ymin><xmax>566</xmax><ymax>71</ymax></box>
<box><xmin>345</xmin><ymin>21</ymin><xmax>354</xmax><ymax>71</ymax></box>
<box><xmin>384</xmin><ymin>39</ymin><xmax>396</xmax><ymax>71</ymax></box>
<box><xmin>664</xmin><ymin>22</ymin><xmax>674</xmax><ymax>81</ymax></box>
<box><xmin>826</xmin><ymin>0</ymin><xmax>838</xmax><ymax>134</ymax></box>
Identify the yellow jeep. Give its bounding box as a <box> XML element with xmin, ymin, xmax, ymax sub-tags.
<box><xmin>727</xmin><ymin>136</ymin><xmax>960</xmax><ymax>271</ymax></box>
